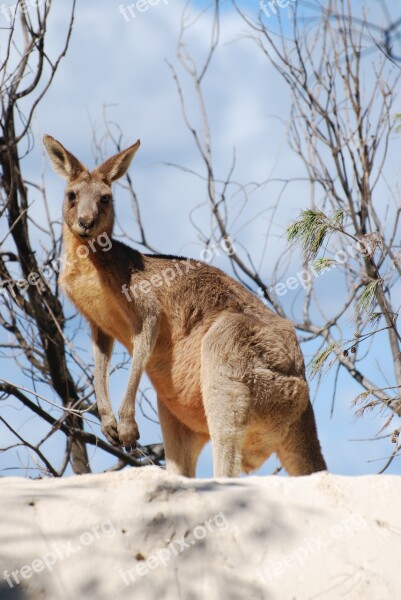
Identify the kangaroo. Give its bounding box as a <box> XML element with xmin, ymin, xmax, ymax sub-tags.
<box><xmin>43</xmin><ymin>134</ymin><xmax>326</xmax><ymax>477</ymax></box>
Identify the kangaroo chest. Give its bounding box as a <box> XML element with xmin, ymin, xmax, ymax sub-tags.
<box><xmin>60</xmin><ymin>263</ymin><xmax>134</xmax><ymax>350</ymax></box>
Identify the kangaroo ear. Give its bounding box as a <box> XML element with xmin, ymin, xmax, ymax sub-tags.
<box><xmin>43</xmin><ymin>135</ymin><xmax>87</xmax><ymax>181</ymax></box>
<box><xmin>94</xmin><ymin>140</ymin><xmax>140</xmax><ymax>182</ymax></box>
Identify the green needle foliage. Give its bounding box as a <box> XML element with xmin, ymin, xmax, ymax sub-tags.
<box><xmin>309</xmin><ymin>342</ymin><xmax>339</xmax><ymax>379</ymax></box>
<box><xmin>356</xmin><ymin>280</ymin><xmax>382</xmax><ymax>316</ymax></box>
<box><xmin>312</xmin><ymin>258</ymin><xmax>335</xmax><ymax>273</ymax></box>
<box><xmin>369</xmin><ymin>312</ymin><xmax>384</xmax><ymax>328</ymax></box>
<box><xmin>287</xmin><ymin>209</ymin><xmax>344</xmax><ymax>261</ymax></box>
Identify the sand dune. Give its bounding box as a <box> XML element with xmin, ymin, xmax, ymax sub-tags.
<box><xmin>0</xmin><ymin>467</ymin><xmax>399</xmax><ymax>599</ymax></box>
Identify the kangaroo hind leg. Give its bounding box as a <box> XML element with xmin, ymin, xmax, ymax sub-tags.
<box><xmin>157</xmin><ymin>398</ymin><xmax>208</xmax><ymax>478</ymax></box>
<box><xmin>201</xmin><ymin>315</ymin><xmax>252</xmax><ymax>478</ymax></box>
<box><xmin>277</xmin><ymin>402</ymin><xmax>327</xmax><ymax>475</ymax></box>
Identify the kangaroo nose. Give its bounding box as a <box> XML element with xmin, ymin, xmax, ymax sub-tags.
<box><xmin>78</xmin><ymin>216</ymin><xmax>95</xmax><ymax>230</ymax></box>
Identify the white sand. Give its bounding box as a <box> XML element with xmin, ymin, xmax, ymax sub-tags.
<box><xmin>0</xmin><ymin>468</ymin><xmax>399</xmax><ymax>599</ymax></box>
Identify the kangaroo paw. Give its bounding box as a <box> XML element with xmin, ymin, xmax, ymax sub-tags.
<box><xmin>118</xmin><ymin>418</ymin><xmax>140</xmax><ymax>451</ymax></box>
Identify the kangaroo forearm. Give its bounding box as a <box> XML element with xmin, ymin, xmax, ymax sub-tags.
<box><xmin>92</xmin><ymin>326</ymin><xmax>114</xmax><ymax>417</ymax></box>
<box><xmin>118</xmin><ymin>373</ymin><xmax>142</xmax><ymax>421</ymax></box>
<box><xmin>118</xmin><ymin>347</ymin><xmax>148</xmax><ymax>419</ymax></box>
<box><xmin>118</xmin><ymin>322</ymin><xmax>159</xmax><ymax>419</ymax></box>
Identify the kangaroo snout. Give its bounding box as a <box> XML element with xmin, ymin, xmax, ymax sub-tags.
<box><xmin>78</xmin><ymin>215</ymin><xmax>96</xmax><ymax>231</ymax></box>
<box><xmin>76</xmin><ymin>202</ymin><xmax>99</xmax><ymax>235</ymax></box>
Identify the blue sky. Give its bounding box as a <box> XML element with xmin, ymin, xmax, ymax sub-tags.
<box><xmin>0</xmin><ymin>0</ymin><xmax>400</xmax><ymax>477</ymax></box>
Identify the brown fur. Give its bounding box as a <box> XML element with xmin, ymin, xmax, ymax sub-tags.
<box><xmin>43</xmin><ymin>134</ymin><xmax>327</xmax><ymax>477</ymax></box>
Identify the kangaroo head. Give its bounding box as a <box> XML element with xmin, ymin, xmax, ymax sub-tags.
<box><xmin>43</xmin><ymin>135</ymin><xmax>140</xmax><ymax>240</ymax></box>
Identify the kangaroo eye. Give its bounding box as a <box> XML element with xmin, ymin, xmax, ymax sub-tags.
<box><xmin>67</xmin><ymin>191</ymin><xmax>76</xmax><ymax>202</ymax></box>
<box><xmin>100</xmin><ymin>194</ymin><xmax>111</xmax><ymax>203</ymax></box>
